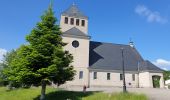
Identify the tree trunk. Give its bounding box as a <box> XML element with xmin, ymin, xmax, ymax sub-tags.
<box><xmin>40</xmin><ymin>80</ymin><xmax>46</xmax><ymax>100</ymax></box>
<box><xmin>7</xmin><ymin>81</ymin><xmax>12</xmax><ymax>90</ymax></box>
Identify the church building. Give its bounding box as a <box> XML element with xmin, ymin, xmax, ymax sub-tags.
<box><xmin>60</xmin><ymin>4</ymin><xmax>164</xmax><ymax>88</ymax></box>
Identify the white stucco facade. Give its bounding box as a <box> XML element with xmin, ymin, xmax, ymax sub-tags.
<box><xmin>89</xmin><ymin>71</ymin><xmax>138</xmax><ymax>87</ymax></box>
<box><xmin>62</xmin><ymin>36</ymin><xmax>90</xmax><ymax>86</ymax></box>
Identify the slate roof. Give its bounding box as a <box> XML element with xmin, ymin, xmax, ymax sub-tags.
<box><xmin>62</xmin><ymin>27</ymin><xmax>90</xmax><ymax>39</ymax></box>
<box><xmin>139</xmin><ymin>60</ymin><xmax>163</xmax><ymax>72</ymax></box>
<box><xmin>62</xmin><ymin>4</ymin><xmax>88</xmax><ymax>19</ymax></box>
<box><xmin>89</xmin><ymin>41</ymin><xmax>163</xmax><ymax>73</ymax></box>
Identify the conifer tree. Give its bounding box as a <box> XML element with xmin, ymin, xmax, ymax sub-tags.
<box><xmin>3</xmin><ymin>4</ymin><xmax>75</xmax><ymax>100</ymax></box>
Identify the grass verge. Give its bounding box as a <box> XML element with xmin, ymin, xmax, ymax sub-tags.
<box><xmin>0</xmin><ymin>86</ymin><xmax>148</xmax><ymax>100</ymax></box>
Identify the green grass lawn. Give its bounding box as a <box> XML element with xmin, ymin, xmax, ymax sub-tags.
<box><xmin>0</xmin><ymin>86</ymin><xmax>148</xmax><ymax>100</ymax></box>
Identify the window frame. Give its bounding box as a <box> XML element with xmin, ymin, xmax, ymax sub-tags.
<box><xmin>76</xmin><ymin>19</ymin><xmax>80</xmax><ymax>26</ymax></box>
<box><xmin>120</xmin><ymin>74</ymin><xmax>123</xmax><ymax>80</ymax></box>
<box><xmin>132</xmin><ymin>74</ymin><xmax>135</xmax><ymax>81</ymax></box>
<box><xmin>79</xmin><ymin>71</ymin><xmax>83</xmax><ymax>79</ymax></box>
<box><xmin>81</xmin><ymin>20</ymin><xmax>85</xmax><ymax>26</ymax></box>
<box><xmin>107</xmin><ymin>73</ymin><xmax>111</xmax><ymax>80</ymax></box>
<box><xmin>70</xmin><ymin>18</ymin><xmax>74</xmax><ymax>25</ymax></box>
<box><xmin>64</xmin><ymin>17</ymin><xmax>68</xmax><ymax>24</ymax></box>
<box><xmin>93</xmin><ymin>72</ymin><xmax>97</xmax><ymax>79</ymax></box>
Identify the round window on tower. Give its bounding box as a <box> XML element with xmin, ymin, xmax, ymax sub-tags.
<box><xmin>72</xmin><ymin>40</ymin><xmax>79</xmax><ymax>48</ymax></box>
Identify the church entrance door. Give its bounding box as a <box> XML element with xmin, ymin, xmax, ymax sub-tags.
<box><xmin>152</xmin><ymin>75</ymin><xmax>161</xmax><ymax>88</ymax></box>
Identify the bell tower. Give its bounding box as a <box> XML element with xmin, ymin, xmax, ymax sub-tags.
<box><xmin>60</xmin><ymin>4</ymin><xmax>90</xmax><ymax>86</ymax></box>
<box><xmin>60</xmin><ymin>4</ymin><xmax>88</xmax><ymax>34</ymax></box>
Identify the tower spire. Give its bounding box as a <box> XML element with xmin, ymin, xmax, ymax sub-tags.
<box><xmin>60</xmin><ymin>3</ymin><xmax>88</xmax><ymax>34</ymax></box>
<box><xmin>72</xmin><ymin>2</ymin><xmax>75</xmax><ymax>6</ymax></box>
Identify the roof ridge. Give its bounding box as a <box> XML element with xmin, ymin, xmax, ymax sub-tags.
<box><xmin>62</xmin><ymin>27</ymin><xmax>90</xmax><ymax>39</ymax></box>
<box><xmin>90</xmin><ymin>41</ymin><xmax>129</xmax><ymax>46</ymax></box>
<box><xmin>64</xmin><ymin>27</ymin><xmax>87</xmax><ymax>36</ymax></box>
<box><xmin>130</xmin><ymin>47</ymin><xmax>144</xmax><ymax>62</ymax></box>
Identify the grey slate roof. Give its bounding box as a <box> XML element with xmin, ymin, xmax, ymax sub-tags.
<box><xmin>62</xmin><ymin>27</ymin><xmax>90</xmax><ymax>39</ymax></box>
<box><xmin>89</xmin><ymin>41</ymin><xmax>163</xmax><ymax>73</ymax></box>
<box><xmin>62</xmin><ymin>4</ymin><xmax>88</xmax><ymax>19</ymax></box>
<box><xmin>139</xmin><ymin>60</ymin><xmax>163</xmax><ymax>72</ymax></box>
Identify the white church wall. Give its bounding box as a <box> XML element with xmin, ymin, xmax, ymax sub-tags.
<box><xmin>139</xmin><ymin>72</ymin><xmax>150</xmax><ymax>88</ymax></box>
<box><xmin>62</xmin><ymin>36</ymin><xmax>89</xmax><ymax>68</ymax></box>
<box><xmin>64</xmin><ymin>67</ymin><xmax>89</xmax><ymax>86</ymax></box>
<box><xmin>62</xmin><ymin>36</ymin><xmax>90</xmax><ymax>86</ymax></box>
<box><xmin>89</xmin><ymin>71</ymin><xmax>138</xmax><ymax>87</ymax></box>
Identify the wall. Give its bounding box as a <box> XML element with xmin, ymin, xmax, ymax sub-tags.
<box><xmin>89</xmin><ymin>71</ymin><xmax>138</xmax><ymax>87</ymax></box>
<box><xmin>62</xmin><ymin>36</ymin><xmax>90</xmax><ymax>86</ymax></box>
<box><xmin>139</xmin><ymin>72</ymin><xmax>164</xmax><ymax>88</ymax></box>
<box><xmin>149</xmin><ymin>72</ymin><xmax>164</xmax><ymax>88</ymax></box>
<box><xmin>139</xmin><ymin>72</ymin><xmax>150</xmax><ymax>87</ymax></box>
<box><xmin>60</xmin><ymin>15</ymin><xmax>88</xmax><ymax>34</ymax></box>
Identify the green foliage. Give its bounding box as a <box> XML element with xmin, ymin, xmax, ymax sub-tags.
<box><xmin>2</xmin><ymin>5</ymin><xmax>75</xmax><ymax>88</ymax></box>
<box><xmin>0</xmin><ymin>86</ymin><xmax>148</xmax><ymax>100</ymax></box>
<box><xmin>163</xmin><ymin>70</ymin><xmax>170</xmax><ymax>81</ymax></box>
<box><xmin>0</xmin><ymin>50</ymin><xmax>17</xmax><ymax>86</ymax></box>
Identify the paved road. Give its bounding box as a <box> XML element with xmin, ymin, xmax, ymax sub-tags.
<box><xmin>64</xmin><ymin>87</ymin><xmax>170</xmax><ymax>100</ymax></box>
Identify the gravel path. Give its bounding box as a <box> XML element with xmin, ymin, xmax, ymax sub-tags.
<box><xmin>64</xmin><ymin>87</ymin><xmax>170</xmax><ymax>100</ymax></box>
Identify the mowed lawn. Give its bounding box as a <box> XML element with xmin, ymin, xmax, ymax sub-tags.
<box><xmin>0</xmin><ymin>86</ymin><xmax>148</xmax><ymax>100</ymax></box>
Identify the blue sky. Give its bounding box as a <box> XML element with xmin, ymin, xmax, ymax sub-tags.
<box><xmin>0</xmin><ymin>0</ymin><xmax>170</xmax><ymax>70</ymax></box>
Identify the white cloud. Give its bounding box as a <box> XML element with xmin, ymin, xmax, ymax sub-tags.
<box><xmin>135</xmin><ymin>5</ymin><xmax>168</xmax><ymax>24</ymax></box>
<box><xmin>0</xmin><ymin>48</ymin><xmax>7</xmax><ymax>63</ymax></box>
<box><xmin>153</xmin><ymin>59</ymin><xmax>170</xmax><ymax>70</ymax></box>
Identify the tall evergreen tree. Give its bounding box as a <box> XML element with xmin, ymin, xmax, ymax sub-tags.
<box><xmin>2</xmin><ymin>4</ymin><xmax>75</xmax><ymax>100</ymax></box>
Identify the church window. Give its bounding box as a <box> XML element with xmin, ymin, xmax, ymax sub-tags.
<box><xmin>70</xmin><ymin>18</ymin><xmax>74</xmax><ymax>25</ymax></box>
<box><xmin>72</xmin><ymin>40</ymin><xmax>79</xmax><ymax>48</ymax></box>
<box><xmin>107</xmin><ymin>73</ymin><xmax>110</xmax><ymax>80</ymax></box>
<box><xmin>132</xmin><ymin>74</ymin><xmax>135</xmax><ymax>81</ymax></box>
<box><xmin>81</xmin><ymin>20</ymin><xmax>85</xmax><ymax>26</ymax></box>
<box><xmin>64</xmin><ymin>17</ymin><xmax>68</xmax><ymax>24</ymax></box>
<box><xmin>79</xmin><ymin>71</ymin><xmax>83</xmax><ymax>79</ymax></box>
<box><xmin>120</xmin><ymin>74</ymin><xmax>123</xmax><ymax>80</ymax></box>
<box><xmin>76</xmin><ymin>19</ymin><xmax>79</xmax><ymax>26</ymax></box>
<box><xmin>93</xmin><ymin>72</ymin><xmax>97</xmax><ymax>79</ymax></box>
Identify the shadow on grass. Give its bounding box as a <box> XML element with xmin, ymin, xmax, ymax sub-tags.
<box><xmin>34</xmin><ymin>90</ymin><xmax>99</xmax><ymax>100</ymax></box>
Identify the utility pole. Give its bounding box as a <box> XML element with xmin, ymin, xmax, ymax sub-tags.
<box><xmin>137</xmin><ymin>62</ymin><xmax>140</xmax><ymax>88</ymax></box>
<box><xmin>121</xmin><ymin>48</ymin><xmax>127</xmax><ymax>93</ymax></box>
